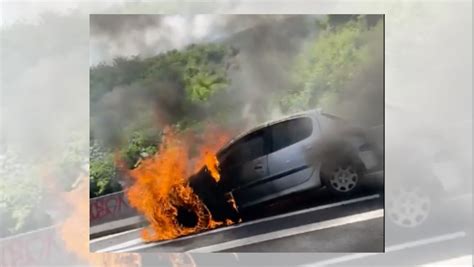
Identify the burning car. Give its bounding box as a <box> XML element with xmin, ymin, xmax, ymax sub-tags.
<box><xmin>190</xmin><ymin>109</ymin><xmax>384</xmax><ymax>223</ymax></box>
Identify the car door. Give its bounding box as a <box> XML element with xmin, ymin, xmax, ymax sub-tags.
<box><xmin>218</xmin><ymin>128</ymin><xmax>269</xmax><ymax>210</ymax></box>
<box><xmin>266</xmin><ymin>117</ymin><xmax>315</xmax><ymax>193</ymax></box>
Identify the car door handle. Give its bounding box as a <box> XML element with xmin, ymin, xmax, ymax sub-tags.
<box><xmin>254</xmin><ymin>164</ymin><xmax>263</xmax><ymax>170</ymax></box>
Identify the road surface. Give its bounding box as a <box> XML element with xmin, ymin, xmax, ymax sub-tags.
<box><xmin>90</xmin><ymin>181</ymin><xmax>385</xmax><ymax>253</ymax></box>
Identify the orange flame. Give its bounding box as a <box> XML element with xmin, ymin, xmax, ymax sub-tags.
<box><xmin>59</xmin><ymin>176</ymin><xmax>141</xmax><ymax>266</ymax></box>
<box><xmin>203</xmin><ymin>152</ymin><xmax>221</xmax><ymax>182</ymax></box>
<box><xmin>126</xmin><ymin>125</ymin><xmax>236</xmax><ymax>242</ymax></box>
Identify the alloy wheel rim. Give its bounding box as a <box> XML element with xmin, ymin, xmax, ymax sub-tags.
<box><xmin>330</xmin><ymin>166</ymin><xmax>358</xmax><ymax>192</ymax></box>
<box><xmin>388</xmin><ymin>186</ymin><xmax>431</xmax><ymax>228</ymax></box>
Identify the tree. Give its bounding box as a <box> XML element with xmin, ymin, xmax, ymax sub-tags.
<box><xmin>281</xmin><ymin>16</ymin><xmax>382</xmax><ymax>113</ymax></box>
<box><xmin>0</xmin><ymin>150</ymin><xmax>45</xmax><ymax>237</ymax></box>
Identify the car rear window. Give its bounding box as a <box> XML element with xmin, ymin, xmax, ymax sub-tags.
<box><xmin>270</xmin><ymin>117</ymin><xmax>313</xmax><ymax>152</ymax></box>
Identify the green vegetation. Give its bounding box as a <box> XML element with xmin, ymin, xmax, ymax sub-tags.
<box><xmin>0</xmin><ymin>136</ymin><xmax>90</xmax><ymax>237</ymax></box>
<box><xmin>281</xmin><ymin>16</ymin><xmax>383</xmax><ymax>112</ymax></box>
<box><xmin>0</xmin><ymin>157</ymin><xmax>43</xmax><ymax>236</ymax></box>
<box><xmin>89</xmin><ymin>15</ymin><xmax>383</xmax><ymax>198</ymax></box>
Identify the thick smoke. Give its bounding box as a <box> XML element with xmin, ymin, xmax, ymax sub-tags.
<box><xmin>219</xmin><ymin>15</ymin><xmax>383</xmax><ymax>129</ymax></box>
<box><xmin>90</xmin><ymin>15</ymin><xmax>321</xmax><ymax>144</ymax></box>
<box><xmin>90</xmin><ymin>15</ymin><xmax>384</xmax><ymax>149</ymax></box>
<box><xmin>91</xmin><ymin>15</ymin><xmax>163</xmax><ymax>37</ymax></box>
<box><xmin>325</xmin><ymin>24</ymin><xmax>384</xmax><ymax>127</ymax></box>
<box><xmin>221</xmin><ymin>15</ymin><xmax>319</xmax><ymax>127</ymax></box>
<box><xmin>90</xmin><ymin>15</ymin><xmax>172</xmax><ymax>62</ymax></box>
<box><xmin>91</xmin><ymin>76</ymin><xmax>203</xmax><ymax>147</ymax></box>
<box><xmin>1</xmin><ymin>12</ymin><xmax>90</xmax><ymax>239</ymax></box>
<box><xmin>90</xmin><ymin>15</ymin><xmax>301</xmax><ymax>64</ymax></box>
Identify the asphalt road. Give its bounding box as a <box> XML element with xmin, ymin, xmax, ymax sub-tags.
<box><xmin>145</xmin><ymin>194</ymin><xmax>470</xmax><ymax>267</ymax></box>
<box><xmin>89</xmin><ymin>183</ymin><xmax>472</xmax><ymax>266</ymax></box>
<box><xmin>90</xmin><ymin>181</ymin><xmax>385</xmax><ymax>253</ymax></box>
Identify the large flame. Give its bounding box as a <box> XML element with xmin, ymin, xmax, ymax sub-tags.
<box><xmin>126</xmin><ymin>125</ymin><xmax>235</xmax><ymax>242</ymax></box>
<box><xmin>59</xmin><ymin>176</ymin><xmax>141</xmax><ymax>266</ymax></box>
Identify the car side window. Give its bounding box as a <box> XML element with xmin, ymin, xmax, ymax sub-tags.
<box><xmin>271</xmin><ymin>117</ymin><xmax>313</xmax><ymax>152</ymax></box>
<box><xmin>221</xmin><ymin>129</ymin><xmax>265</xmax><ymax>167</ymax></box>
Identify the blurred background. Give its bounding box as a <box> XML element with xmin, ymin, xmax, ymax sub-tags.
<box><xmin>0</xmin><ymin>0</ymin><xmax>471</xmax><ymax>266</ymax></box>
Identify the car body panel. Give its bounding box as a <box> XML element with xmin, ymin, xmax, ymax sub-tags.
<box><xmin>219</xmin><ymin>113</ymin><xmax>325</xmax><ymax>210</ymax></box>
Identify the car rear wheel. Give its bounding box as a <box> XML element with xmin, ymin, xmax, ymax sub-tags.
<box><xmin>323</xmin><ymin>164</ymin><xmax>361</xmax><ymax>195</ymax></box>
<box><xmin>388</xmin><ymin>185</ymin><xmax>431</xmax><ymax>228</ymax></box>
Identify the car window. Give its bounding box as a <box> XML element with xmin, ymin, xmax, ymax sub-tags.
<box><xmin>221</xmin><ymin>129</ymin><xmax>265</xmax><ymax>167</ymax></box>
<box><xmin>271</xmin><ymin>117</ymin><xmax>312</xmax><ymax>152</ymax></box>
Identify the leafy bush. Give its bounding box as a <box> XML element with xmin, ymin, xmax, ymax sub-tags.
<box><xmin>0</xmin><ymin>151</ymin><xmax>46</xmax><ymax>237</ymax></box>
<box><xmin>89</xmin><ymin>142</ymin><xmax>122</xmax><ymax>197</ymax></box>
<box><xmin>281</xmin><ymin>16</ymin><xmax>382</xmax><ymax>112</ymax></box>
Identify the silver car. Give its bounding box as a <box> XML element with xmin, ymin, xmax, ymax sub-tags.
<box><xmin>190</xmin><ymin>109</ymin><xmax>383</xmax><ymax>222</ymax></box>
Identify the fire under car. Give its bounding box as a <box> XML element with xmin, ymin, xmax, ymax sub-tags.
<box><xmin>189</xmin><ymin>109</ymin><xmax>384</xmax><ymax>223</ymax></box>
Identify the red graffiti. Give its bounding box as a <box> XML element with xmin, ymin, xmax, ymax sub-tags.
<box><xmin>0</xmin><ymin>227</ymin><xmax>62</xmax><ymax>267</ymax></box>
<box><xmin>90</xmin><ymin>193</ymin><xmax>130</xmax><ymax>222</ymax></box>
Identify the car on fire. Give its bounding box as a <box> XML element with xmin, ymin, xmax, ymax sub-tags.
<box><xmin>190</xmin><ymin>109</ymin><xmax>384</xmax><ymax>223</ymax></box>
